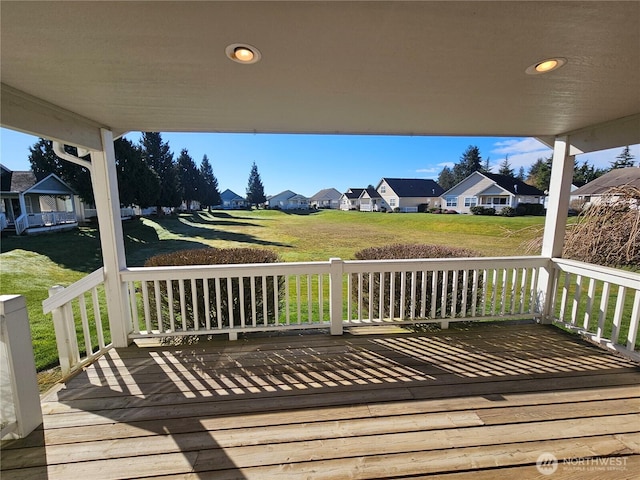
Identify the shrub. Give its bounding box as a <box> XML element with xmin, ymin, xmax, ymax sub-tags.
<box><xmin>353</xmin><ymin>244</ymin><xmax>482</xmax><ymax>320</ymax></box>
<box><xmin>517</xmin><ymin>203</ymin><xmax>546</xmax><ymax>216</ymax></box>
<box><xmin>144</xmin><ymin>248</ymin><xmax>282</xmax><ymax>330</ymax></box>
<box><xmin>500</xmin><ymin>206</ymin><xmax>516</xmax><ymax>217</ymax></box>
<box><xmin>470</xmin><ymin>206</ymin><xmax>495</xmax><ymax>216</ymax></box>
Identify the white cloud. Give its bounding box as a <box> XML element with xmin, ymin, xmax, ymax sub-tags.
<box><xmin>492</xmin><ymin>138</ymin><xmax>549</xmax><ymax>155</ymax></box>
<box><xmin>416</xmin><ymin>162</ymin><xmax>454</xmax><ymax>176</ymax></box>
<box><xmin>487</xmin><ymin>137</ymin><xmax>552</xmax><ymax>172</ymax></box>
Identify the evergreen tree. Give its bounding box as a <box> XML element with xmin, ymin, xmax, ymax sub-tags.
<box><xmin>177</xmin><ymin>149</ymin><xmax>200</xmax><ymax>211</ymax></box>
<box><xmin>198</xmin><ymin>154</ymin><xmax>221</xmax><ymax>211</ymax></box>
<box><xmin>28</xmin><ymin>138</ymin><xmax>94</xmax><ymax>203</ymax></box>
<box><xmin>610</xmin><ymin>146</ymin><xmax>635</xmax><ymax>169</ymax></box>
<box><xmin>246</xmin><ymin>162</ymin><xmax>266</xmax><ymax>208</ymax></box>
<box><xmin>114</xmin><ymin>138</ymin><xmax>160</xmax><ymax>208</ymax></box>
<box><xmin>497</xmin><ymin>155</ymin><xmax>515</xmax><ymax>177</ymax></box>
<box><xmin>483</xmin><ymin>157</ymin><xmax>491</xmax><ymax>173</ymax></box>
<box><xmin>516</xmin><ymin>166</ymin><xmax>526</xmax><ymax>181</ymax></box>
<box><xmin>452</xmin><ymin>145</ymin><xmax>482</xmax><ymax>183</ymax></box>
<box><xmin>573</xmin><ymin>159</ymin><xmax>606</xmax><ymax>187</ymax></box>
<box><xmin>437</xmin><ymin>165</ymin><xmax>456</xmax><ymax>190</ymax></box>
<box><xmin>527</xmin><ymin>157</ymin><xmax>552</xmax><ymax>192</ymax></box>
<box><xmin>140</xmin><ymin>132</ymin><xmax>181</xmax><ymax>213</ymax></box>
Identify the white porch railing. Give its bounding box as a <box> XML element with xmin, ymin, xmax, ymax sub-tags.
<box><xmin>43</xmin><ymin>256</ymin><xmax>640</xmax><ymax>373</ymax></box>
<box><xmin>42</xmin><ymin>268</ymin><xmax>111</xmax><ymax>376</ymax></box>
<box><xmin>0</xmin><ymin>212</ymin><xmax>7</xmax><ymax>231</ymax></box>
<box><xmin>1</xmin><ymin>295</ymin><xmax>42</xmax><ymax>439</ymax></box>
<box><xmin>14</xmin><ymin>214</ymin><xmax>28</xmax><ymax>235</ymax></box>
<box><xmin>85</xmin><ymin>207</ymin><xmax>137</xmax><ymax>219</ymax></box>
<box><xmin>27</xmin><ymin>211</ymin><xmax>77</xmax><ymax>227</ymax></box>
<box><xmin>549</xmin><ymin>258</ymin><xmax>640</xmax><ymax>361</ymax></box>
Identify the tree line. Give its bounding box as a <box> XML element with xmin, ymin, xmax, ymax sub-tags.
<box><xmin>28</xmin><ymin>132</ymin><xmax>267</xmax><ymax>211</ymax></box>
<box><xmin>438</xmin><ymin>145</ymin><xmax>636</xmax><ymax>192</ymax></box>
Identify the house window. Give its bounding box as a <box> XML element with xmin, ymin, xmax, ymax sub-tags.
<box><xmin>446</xmin><ymin>196</ymin><xmax>457</xmax><ymax>207</ymax></box>
<box><xmin>389</xmin><ymin>198</ymin><xmax>396</xmax><ymax>206</ymax></box>
<box><xmin>380</xmin><ymin>185</ymin><xmax>386</xmax><ymax>193</ymax></box>
<box><xmin>464</xmin><ymin>196</ymin><xmax>477</xmax><ymax>207</ymax></box>
<box><xmin>493</xmin><ymin>197</ymin><xmax>507</xmax><ymax>205</ymax></box>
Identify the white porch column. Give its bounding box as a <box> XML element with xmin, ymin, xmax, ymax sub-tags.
<box><xmin>537</xmin><ymin>136</ymin><xmax>574</xmax><ymax>323</ymax></box>
<box><xmin>17</xmin><ymin>193</ymin><xmax>27</xmax><ymax>217</ymax></box>
<box><xmin>90</xmin><ymin>129</ymin><xmax>132</xmax><ymax>347</ymax></box>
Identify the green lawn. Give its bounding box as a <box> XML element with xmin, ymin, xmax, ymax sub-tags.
<box><xmin>1</xmin><ymin>209</ymin><xmax>548</xmax><ymax>371</ymax></box>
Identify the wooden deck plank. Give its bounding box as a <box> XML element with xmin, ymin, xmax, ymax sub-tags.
<box><xmin>8</xmin><ymin>397</ymin><xmax>637</xmax><ymax>450</ymax></box>
<box><xmin>2</xmin><ymin>323</ymin><xmax>639</xmax><ymax>479</ymax></box>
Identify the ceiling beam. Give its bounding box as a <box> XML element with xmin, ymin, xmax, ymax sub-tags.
<box><xmin>0</xmin><ymin>84</ymin><xmax>109</xmax><ymax>151</ymax></box>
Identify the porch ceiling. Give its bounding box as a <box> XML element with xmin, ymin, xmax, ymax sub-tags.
<box><xmin>1</xmin><ymin>1</ymin><xmax>639</xmax><ymax>150</ymax></box>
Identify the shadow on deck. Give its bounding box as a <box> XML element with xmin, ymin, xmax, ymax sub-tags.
<box><xmin>2</xmin><ymin>321</ymin><xmax>639</xmax><ymax>479</ymax></box>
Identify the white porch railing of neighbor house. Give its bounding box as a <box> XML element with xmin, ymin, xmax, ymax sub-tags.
<box><xmin>44</xmin><ymin>256</ymin><xmax>640</xmax><ymax>374</ymax></box>
<box><xmin>42</xmin><ymin>268</ymin><xmax>111</xmax><ymax>376</ymax></box>
<box><xmin>27</xmin><ymin>211</ymin><xmax>76</xmax><ymax>227</ymax></box>
<box><xmin>14</xmin><ymin>214</ymin><xmax>28</xmax><ymax>235</ymax></box>
<box><xmin>549</xmin><ymin>258</ymin><xmax>640</xmax><ymax>361</ymax></box>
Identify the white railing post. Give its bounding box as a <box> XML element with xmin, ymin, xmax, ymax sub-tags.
<box><xmin>329</xmin><ymin>258</ymin><xmax>344</xmax><ymax>335</ymax></box>
<box><xmin>48</xmin><ymin>286</ymin><xmax>79</xmax><ymax>376</ymax></box>
<box><xmin>0</xmin><ymin>295</ymin><xmax>43</xmax><ymax>440</ymax></box>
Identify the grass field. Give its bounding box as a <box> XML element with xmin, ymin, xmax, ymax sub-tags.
<box><xmin>2</xmin><ymin>209</ymin><xmax>549</xmax><ymax>371</ymax></box>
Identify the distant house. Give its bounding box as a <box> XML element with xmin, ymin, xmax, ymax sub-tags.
<box><xmin>340</xmin><ymin>188</ymin><xmax>365</xmax><ymax>211</ymax></box>
<box><xmin>358</xmin><ymin>187</ymin><xmax>385</xmax><ymax>212</ymax></box>
<box><xmin>441</xmin><ymin>171</ymin><xmax>545</xmax><ymax>214</ymax></box>
<box><xmin>220</xmin><ymin>189</ymin><xmax>248</xmax><ymax>209</ymax></box>
<box><xmin>571</xmin><ymin>167</ymin><xmax>640</xmax><ymax>207</ymax></box>
<box><xmin>376</xmin><ymin>178</ymin><xmax>444</xmax><ymax>212</ymax></box>
<box><xmin>0</xmin><ymin>164</ymin><xmax>78</xmax><ymax>235</ymax></box>
<box><xmin>309</xmin><ymin>188</ymin><xmax>342</xmax><ymax>209</ymax></box>
<box><xmin>267</xmin><ymin>190</ymin><xmax>310</xmax><ymax>210</ymax></box>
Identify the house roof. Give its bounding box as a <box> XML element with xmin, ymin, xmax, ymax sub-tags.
<box><xmin>220</xmin><ymin>189</ymin><xmax>245</xmax><ymax>201</ymax></box>
<box><xmin>309</xmin><ymin>188</ymin><xmax>342</xmax><ymax>202</ymax></box>
<box><xmin>0</xmin><ymin>166</ymin><xmax>76</xmax><ymax>195</ymax></box>
<box><xmin>481</xmin><ymin>172</ymin><xmax>545</xmax><ymax>196</ymax></box>
<box><xmin>380</xmin><ymin>178</ymin><xmax>444</xmax><ymax>198</ymax></box>
<box><xmin>572</xmin><ymin>167</ymin><xmax>640</xmax><ymax>196</ymax></box>
<box><xmin>1</xmin><ymin>2</ymin><xmax>638</xmax><ymax>154</ymax></box>
<box><xmin>360</xmin><ymin>188</ymin><xmax>382</xmax><ymax>199</ymax></box>
<box><xmin>343</xmin><ymin>188</ymin><xmax>365</xmax><ymax>199</ymax></box>
<box><xmin>0</xmin><ymin>166</ymin><xmax>37</xmax><ymax>193</ymax></box>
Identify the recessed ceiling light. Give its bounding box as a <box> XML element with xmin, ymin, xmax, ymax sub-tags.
<box><xmin>225</xmin><ymin>43</ymin><xmax>261</xmax><ymax>64</ymax></box>
<box><xmin>525</xmin><ymin>57</ymin><xmax>567</xmax><ymax>75</ymax></box>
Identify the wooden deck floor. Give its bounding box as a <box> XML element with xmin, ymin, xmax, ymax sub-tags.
<box><xmin>2</xmin><ymin>322</ymin><xmax>640</xmax><ymax>479</ymax></box>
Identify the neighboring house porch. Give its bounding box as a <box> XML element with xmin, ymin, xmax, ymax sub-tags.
<box><xmin>219</xmin><ymin>189</ymin><xmax>248</xmax><ymax>210</ymax></box>
<box><xmin>340</xmin><ymin>188</ymin><xmax>365</xmax><ymax>210</ymax></box>
<box><xmin>0</xmin><ymin>165</ymin><xmax>78</xmax><ymax>235</ymax></box>
<box><xmin>442</xmin><ymin>171</ymin><xmax>545</xmax><ymax>214</ymax></box>
<box><xmin>267</xmin><ymin>190</ymin><xmax>310</xmax><ymax>210</ymax></box>
<box><xmin>377</xmin><ymin>178</ymin><xmax>444</xmax><ymax>213</ymax></box>
<box><xmin>309</xmin><ymin>187</ymin><xmax>342</xmax><ymax>209</ymax></box>
<box><xmin>358</xmin><ymin>187</ymin><xmax>385</xmax><ymax>211</ymax></box>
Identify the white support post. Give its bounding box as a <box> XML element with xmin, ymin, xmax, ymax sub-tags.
<box><xmin>0</xmin><ymin>295</ymin><xmax>43</xmax><ymax>440</ymax></box>
<box><xmin>89</xmin><ymin>129</ymin><xmax>132</xmax><ymax>347</ymax></box>
<box><xmin>329</xmin><ymin>258</ymin><xmax>344</xmax><ymax>335</ymax></box>
<box><xmin>537</xmin><ymin>136</ymin><xmax>574</xmax><ymax>323</ymax></box>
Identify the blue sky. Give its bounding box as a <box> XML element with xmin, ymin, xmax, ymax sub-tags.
<box><xmin>1</xmin><ymin>128</ymin><xmax>638</xmax><ymax>197</ymax></box>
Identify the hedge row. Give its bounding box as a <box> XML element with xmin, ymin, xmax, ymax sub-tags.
<box><xmin>144</xmin><ymin>248</ymin><xmax>281</xmax><ymax>330</ymax></box>
<box><xmin>353</xmin><ymin>244</ymin><xmax>481</xmax><ymax>319</ymax></box>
